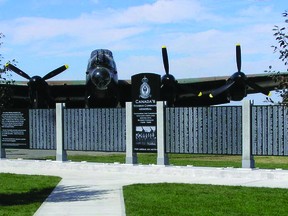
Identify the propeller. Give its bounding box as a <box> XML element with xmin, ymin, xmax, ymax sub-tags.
<box><xmin>208</xmin><ymin>81</ymin><xmax>235</xmax><ymax>98</ymax></box>
<box><xmin>209</xmin><ymin>44</ymin><xmax>271</xmax><ymax>98</ymax></box>
<box><xmin>43</xmin><ymin>65</ymin><xmax>69</xmax><ymax>80</ymax></box>
<box><xmin>162</xmin><ymin>46</ymin><xmax>170</xmax><ymax>76</ymax></box>
<box><xmin>5</xmin><ymin>63</ymin><xmax>69</xmax><ymax>108</ymax></box>
<box><xmin>5</xmin><ymin>63</ymin><xmax>69</xmax><ymax>81</ymax></box>
<box><xmin>160</xmin><ymin>46</ymin><xmax>176</xmax><ymax>106</ymax></box>
<box><xmin>161</xmin><ymin>46</ymin><xmax>202</xmax><ymax>98</ymax></box>
<box><xmin>5</xmin><ymin>63</ymin><xmax>31</xmax><ymax>80</ymax></box>
<box><xmin>161</xmin><ymin>46</ymin><xmax>176</xmax><ymax>87</ymax></box>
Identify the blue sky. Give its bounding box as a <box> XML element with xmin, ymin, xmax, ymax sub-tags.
<box><xmin>0</xmin><ymin>0</ymin><xmax>287</xmax><ymax>103</ymax></box>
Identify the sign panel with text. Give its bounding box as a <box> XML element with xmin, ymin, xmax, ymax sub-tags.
<box><xmin>132</xmin><ymin>73</ymin><xmax>160</xmax><ymax>152</ymax></box>
<box><xmin>1</xmin><ymin>109</ymin><xmax>29</xmax><ymax>149</ymax></box>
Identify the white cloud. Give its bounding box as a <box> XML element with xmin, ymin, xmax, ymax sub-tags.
<box><xmin>0</xmin><ymin>0</ymin><xmax>220</xmax><ymax>46</ymax></box>
<box><xmin>0</xmin><ymin>15</ymin><xmax>149</xmax><ymax>48</ymax></box>
<box><xmin>1</xmin><ymin>0</ymin><xmax>286</xmax><ymax>80</ymax></box>
<box><xmin>110</xmin><ymin>0</ymin><xmax>220</xmax><ymax>25</ymax></box>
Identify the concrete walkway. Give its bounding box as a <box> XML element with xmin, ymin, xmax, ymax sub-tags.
<box><xmin>1</xmin><ymin>159</ymin><xmax>288</xmax><ymax>216</ymax></box>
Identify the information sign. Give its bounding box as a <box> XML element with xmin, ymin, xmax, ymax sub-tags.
<box><xmin>132</xmin><ymin>73</ymin><xmax>160</xmax><ymax>152</ymax></box>
<box><xmin>1</xmin><ymin>109</ymin><xmax>29</xmax><ymax>149</ymax></box>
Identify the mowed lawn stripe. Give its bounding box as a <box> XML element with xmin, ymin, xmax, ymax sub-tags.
<box><xmin>0</xmin><ymin>173</ymin><xmax>61</xmax><ymax>216</ymax></box>
<box><xmin>123</xmin><ymin>183</ymin><xmax>288</xmax><ymax>216</ymax></box>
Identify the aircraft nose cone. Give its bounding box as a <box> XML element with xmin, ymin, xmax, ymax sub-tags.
<box><xmin>91</xmin><ymin>67</ymin><xmax>111</xmax><ymax>90</ymax></box>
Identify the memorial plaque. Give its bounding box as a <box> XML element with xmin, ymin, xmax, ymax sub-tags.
<box><xmin>132</xmin><ymin>73</ymin><xmax>160</xmax><ymax>152</ymax></box>
<box><xmin>1</xmin><ymin>109</ymin><xmax>29</xmax><ymax>149</ymax></box>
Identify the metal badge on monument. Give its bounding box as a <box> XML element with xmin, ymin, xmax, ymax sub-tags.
<box><xmin>132</xmin><ymin>73</ymin><xmax>161</xmax><ymax>153</ymax></box>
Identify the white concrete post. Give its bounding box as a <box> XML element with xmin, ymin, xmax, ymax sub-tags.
<box><xmin>125</xmin><ymin>102</ymin><xmax>137</xmax><ymax>164</ymax></box>
<box><xmin>242</xmin><ymin>100</ymin><xmax>255</xmax><ymax>168</ymax></box>
<box><xmin>56</xmin><ymin>103</ymin><xmax>67</xmax><ymax>161</ymax></box>
<box><xmin>157</xmin><ymin>101</ymin><xmax>169</xmax><ymax>165</ymax></box>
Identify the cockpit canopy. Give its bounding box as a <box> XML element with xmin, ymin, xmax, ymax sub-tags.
<box><xmin>87</xmin><ymin>49</ymin><xmax>117</xmax><ymax>74</ymax></box>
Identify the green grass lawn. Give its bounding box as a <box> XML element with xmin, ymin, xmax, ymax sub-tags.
<box><xmin>1</xmin><ymin>155</ymin><xmax>288</xmax><ymax>216</ymax></box>
<box><xmin>66</xmin><ymin>153</ymin><xmax>288</xmax><ymax>170</ymax></box>
<box><xmin>0</xmin><ymin>173</ymin><xmax>61</xmax><ymax>216</ymax></box>
<box><xmin>123</xmin><ymin>183</ymin><xmax>288</xmax><ymax>216</ymax></box>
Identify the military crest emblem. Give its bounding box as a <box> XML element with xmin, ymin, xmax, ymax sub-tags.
<box><xmin>139</xmin><ymin>76</ymin><xmax>151</xmax><ymax>99</ymax></box>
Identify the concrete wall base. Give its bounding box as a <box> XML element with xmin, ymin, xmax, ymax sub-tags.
<box><xmin>126</xmin><ymin>153</ymin><xmax>138</xmax><ymax>164</ymax></box>
<box><xmin>242</xmin><ymin>158</ymin><xmax>255</xmax><ymax>169</ymax></box>
<box><xmin>56</xmin><ymin>150</ymin><xmax>67</xmax><ymax>162</ymax></box>
<box><xmin>157</xmin><ymin>154</ymin><xmax>169</xmax><ymax>165</ymax></box>
<box><xmin>0</xmin><ymin>148</ymin><xmax>6</xmax><ymax>159</ymax></box>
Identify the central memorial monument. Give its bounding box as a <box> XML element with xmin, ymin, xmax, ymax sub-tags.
<box><xmin>131</xmin><ymin>73</ymin><xmax>161</xmax><ymax>153</ymax></box>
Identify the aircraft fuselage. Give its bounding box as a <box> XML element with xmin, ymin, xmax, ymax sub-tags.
<box><xmin>85</xmin><ymin>49</ymin><xmax>119</xmax><ymax>107</ymax></box>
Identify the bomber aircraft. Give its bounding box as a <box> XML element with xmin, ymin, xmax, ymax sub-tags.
<box><xmin>2</xmin><ymin>44</ymin><xmax>287</xmax><ymax>108</ymax></box>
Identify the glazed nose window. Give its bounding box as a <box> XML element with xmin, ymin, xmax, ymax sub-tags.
<box><xmin>91</xmin><ymin>67</ymin><xmax>111</xmax><ymax>90</ymax></box>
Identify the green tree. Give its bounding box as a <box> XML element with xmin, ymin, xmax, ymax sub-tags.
<box><xmin>266</xmin><ymin>11</ymin><xmax>288</xmax><ymax>104</ymax></box>
<box><xmin>0</xmin><ymin>33</ymin><xmax>15</xmax><ymax>113</ymax></box>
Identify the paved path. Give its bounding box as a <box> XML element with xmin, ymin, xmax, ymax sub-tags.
<box><xmin>1</xmin><ymin>159</ymin><xmax>288</xmax><ymax>216</ymax></box>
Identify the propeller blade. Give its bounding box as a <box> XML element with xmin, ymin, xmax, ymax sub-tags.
<box><xmin>236</xmin><ymin>44</ymin><xmax>241</xmax><ymax>72</ymax></box>
<box><xmin>5</xmin><ymin>63</ymin><xmax>31</xmax><ymax>80</ymax></box>
<box><xmin>209</xmin><ymin>81</ymin><xmax>235</xmax><ymax>98</ymax></box>
<box><xmin>162</xmin><ymin>46</ymin><xmax>169</xmax><ymax>75</ymax></box>
<box><xmin>245</xmin><ymin>79</ymin><xmax>271</xmax><ymax>96</ymax></box>
<box><xmin>43</xmin><ymin>64</ymin><xmax>69</xmax><ymax>80</ymax></box>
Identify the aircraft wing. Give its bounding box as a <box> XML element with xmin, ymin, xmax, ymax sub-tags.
<box><xmin>1</xmin><ymin>80</ymin><xmax>86</xmax><ymax>108</ymax></box>
<box><xmin>2</xmin><ymin>72</ymin><xmax>287</xmax><ymax>108</ymax></box>
<box><xmin>48</xmin><ymin>80</ymin><xmax>86</xmax><ymax>105</ymax></box>
<box><xmin>174</xmin><ymin>72</ymin><xmax>288</xmax><ymax>106</ymax></box>
<box><xmin>177</xmin><ymin>73</ymin><xmax>282</xmax><ymax>95</ymax></box>
<box><xmin>3</xmin><ymin>80</ymin><xmax>132</xmax><ymax>108</ymax></box>
<box><xmin>244</xmin><ymin>73</ymin><xmax>284</xmax><ymax>94</ymax></box>
<box><xmin>1</xmin><ymin>81</ymin><xmax>30</xmax><ymax>108</ymax></box>
<box><xmin>115</xmin><ymin>72</ymin><xmax>288</xmax><ymax>106</ymax></box>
